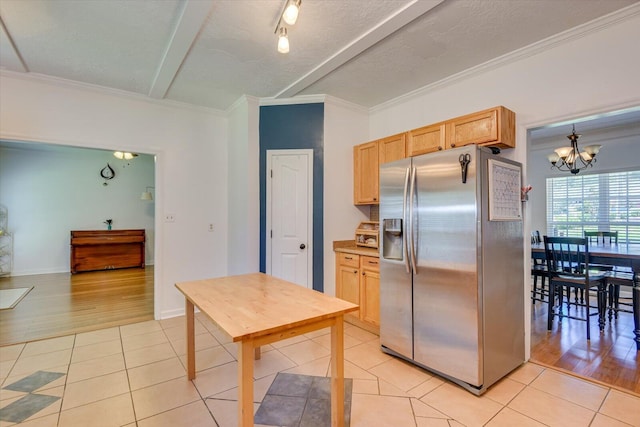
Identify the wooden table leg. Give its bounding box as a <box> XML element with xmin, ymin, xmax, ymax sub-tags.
<box><xmin>185</xmin><ymin>298</ymin><xmax>195</xmax><ymax>380</ymax></box>
<box><xmin>238</xmin><ymin>340</ymin><xmax>254</xmax><ymax>426</ymax></box>
<box><xmin>330</xmin><ymin>315</ymin><xmax>345</xmax><ymax>427</ymax></box>
<box><xmin>254</xmin><ymin>346</ymin><xmax>261</xmax><ymax>360</ymax></box>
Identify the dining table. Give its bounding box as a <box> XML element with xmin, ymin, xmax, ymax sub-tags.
<box><xmin>531</xmin><ymin>242</ymin><xmax>640</xmax><ymax>350</ymax></box>
<box><xmin>175</xmin><ymin>272</ymin><xmax>359</xmax><ymax>427</ymax></box>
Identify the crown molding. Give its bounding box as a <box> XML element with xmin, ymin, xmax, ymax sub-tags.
<box><xmin>323</xmin><ymin>95</ymin><xmax>369</xmax><ymax>115</ymax></box>
<box><xmin>0</xmin><ymin>69</ymin><xmax>227</xmax><ymax>118</ymax></box>
<box><xmin>259</xmin><ymin>94</ymin><xmax>326</xmax><ymax>106</ymax></box>
<box><xmin>226</xmin><ymin>95</ymin><xmax>260</xmax><ymax>114</ymax></box>
<box><xmin>257</xmin><ymin>94</ymin><xmax>369</xmax><ymax>115</ymax></box>
<box><xmin>371</xmin><ymin>3</ymin><xmax>640</xmax><ymax>113</ymax></box>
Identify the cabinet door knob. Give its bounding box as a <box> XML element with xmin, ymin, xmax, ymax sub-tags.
<box><xmin>300</xmin><ymin>243</ymin><xmax>306</xmax><ymax>250</ymax></box>
<box><xmin>353</xmin><ymin>270</ymin><xmax>358</xmax><ymax>274</ymax></box>
<box><xmin>450</xmin><ymin>143</ymin><xmax>456</xmax><ymax>148</ymax></box>
<box><xmin>438</xmin><ymin>146</ymin><xmax>443</xmax><ymax>151</ymax></box>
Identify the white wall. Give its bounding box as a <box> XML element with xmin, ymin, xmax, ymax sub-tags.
<box><xmin>323</xmin><ymin>96</ymin><xmax>370</xmax><ymax>296</ymax></box>
<box><xmin>367</xmin><ymin>12</ymin><xmax>640</xmax><ymax>358</ymax></box>
<box><xmin>528</xmin><ymin>124</ymin><xmax>640</xmax><ymax>235</ymax></box>
<box><xmin>0</xmin><ymin>144</ymin><xmax>155</xmax><ymax>275</ymax></box>
<box><xmin>227</xmin><ymin>96</ymin><xmax>260</xmax><ymax>274</ymax></box>
<box><xmin>0</xmin><ymin>72</ymin><xmax>229</xmax><ymax>319</ymax></box>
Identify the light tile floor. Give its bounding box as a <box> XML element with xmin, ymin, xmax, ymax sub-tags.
<box><xmin>1</xmin><ymin>314</ymin><xmax>639</xmax><ymax>426</ymax></box>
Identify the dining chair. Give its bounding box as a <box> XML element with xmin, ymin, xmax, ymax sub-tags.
<box><xmin>584</xmin><ymin>231</ymin><xmax>618</xmax><ymax>246</ymax></box>
<box><xmin>583</xmin><ymin>231</ymin><xmax>635</xmax><ymax>319</ymax></box>
<box><xmin>543</xmin><ymin>236</ymin><xmax>607</xmax><ymax>340</ymax></box>
<box><xmin>531</xmin><ymin>231</ymin><xmax>547</xmax><ymax>303</ymax></box>
<box><xmin>605</xmin><ymin>270</ymin><xmax>636</xmax><ymax>320</ymax></box>
<box><xmin>531</xmin><ymin>257</ymin><xmax>548</xmax><ymax>303</ymax></box>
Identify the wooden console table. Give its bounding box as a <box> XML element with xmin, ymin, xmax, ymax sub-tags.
<box><xmin>176</xmin><ymin>273</ymin><xmax>359</xmax><ymax>427</ymax></box>
<box><xmin>70</xmin><ymin>229</ymin><xmax>145</xmax><ymax>273</ymax></box>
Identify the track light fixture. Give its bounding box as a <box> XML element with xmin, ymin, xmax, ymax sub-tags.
<box><xmin>283</xmin><ymin>0</ymin><xmax>301</xmax><ymax>25</ymax></box>
<box><xmin>277</xmin><ymin>27</ymin><xmax>289</xmax><ymax>54</ymax></box>
<box><xmin>274</xmin><ymin>0</ymin><xmax>301</xmax><ymax>54</ymax></box>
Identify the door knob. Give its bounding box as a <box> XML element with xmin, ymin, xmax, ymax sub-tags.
<box><xmin>300</xmin><ymin>243</ymin><xmax>306</xmax><ymax>250</ymax></box>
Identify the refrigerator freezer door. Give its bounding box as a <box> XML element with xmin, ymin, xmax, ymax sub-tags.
<box><xmin>412</xmin><ymin>146</ymin><xmax>482</xmax><ymax>387</ymax></box>
<box><xmin>380</xmin><ymin>157</ymin><xmax>413</xmax><ymax>359</ymax></box>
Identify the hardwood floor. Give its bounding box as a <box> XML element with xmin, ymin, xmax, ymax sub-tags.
<box><xmin>0</xmin><ymin>267</ymin><xmax>154</xmax><ymax>347</ymax></box>
<box><xmin>530</xmin><ymin>291</ymin><xmax>640</xmax><ymax>395</ymax></box>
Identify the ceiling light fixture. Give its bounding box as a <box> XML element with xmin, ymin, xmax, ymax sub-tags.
<box><xmin>274</xmin><ymin>0</ymin><xmax>301</xmax><ymax>54</ymax></box>
<box><xmin>113</xmin><ymin>151</ymin><xmax>138</xmax><ymax>160</ymax></box>
<box><xmin>282</xmin><ymin>0</ymin><xmax>301</xmax><ymax>25</ymax></box>
<box><xmin>277</xmin><ymin>27</ymin><xmax>289</xmax><ymax>54</ymax></box>
<box><xmin>547</xmin><ymin>125</ymin><xmax>601</xmax><ymax>174</ymax></box>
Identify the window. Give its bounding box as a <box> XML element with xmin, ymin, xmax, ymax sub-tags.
<box><xmin>546</xmin><ymin>170</ymin><xmax>640</xmax><ymax>246</ymax></box>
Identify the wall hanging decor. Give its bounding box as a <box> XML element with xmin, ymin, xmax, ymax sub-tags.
<box><xmin>100</xmin><ymin>163</ymin><xmax>115</xmax><ymax>185</ymax></box>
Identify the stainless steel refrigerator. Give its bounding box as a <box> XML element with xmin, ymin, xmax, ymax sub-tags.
<box><xmin>379</xmin><ymin>145</ymin><xmax>524</xmax><ymax>395</ymax></box>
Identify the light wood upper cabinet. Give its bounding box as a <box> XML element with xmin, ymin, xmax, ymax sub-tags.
<box><xmin>353</xmin><ymin>141</ymin><xmax>379</xmax><ymax>205</ymax></box>
<box><xmin>354</xmin><ymin>133</ymin><xmax>407</xmax><ymax>205</ymax></box>
<box><xmin>378</xmin><ymin>133</ymin><xmax>407</xmax><ymax>165</ymax></box>
<box><xmin>445</xmin><ymin>106</ymin><xmax>515</xmax><ymax>149</ymax></box>
<box><xmin>353</xmin><ymin>106</ymin><xmax>515</xmax><ymax>205</ymax></box>
<box><xmin>408</xmin><ymin>123</ymin><xmax>445</xmax><ymax>156</ymax></box>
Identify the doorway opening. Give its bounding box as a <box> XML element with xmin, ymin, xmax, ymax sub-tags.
<box><xmin>0</xmin><ymin>140</ymin><xmax>156</xmax><ymax>345</ymax></box>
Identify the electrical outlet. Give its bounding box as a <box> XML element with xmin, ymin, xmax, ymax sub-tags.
<box><xmin>165</xmin><ymin>214</ymin><xmax>175</xmax><ymax>223</ymax></box>
<box><xmin>208</xmin><ymin>224</ymin><xmax>214</xmax><ymax>232</ymax></box>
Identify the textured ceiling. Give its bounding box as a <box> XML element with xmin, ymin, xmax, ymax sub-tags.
<box><xmin>0</xmin><ymin>0</ymin><xmax>638</xmax><ymax>112</ymax></box>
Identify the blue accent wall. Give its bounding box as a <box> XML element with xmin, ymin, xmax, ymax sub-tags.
<box><xmin>259</xmin><ymin>103</ymin><xmax>324</xmax><ymax>292</ymax></box>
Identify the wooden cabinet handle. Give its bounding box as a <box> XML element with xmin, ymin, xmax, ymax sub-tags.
<box><xmin>450</xmin><ymin>143</ymin><xmax>456</xmax><ymax>148</ymax></box>
<box><xmin>353</xmin><ymin>270</ymin><xmax>358</xmax><ymax>274</ymax></box>
<box><xmin>345</xmin><ymin>256</ymin><xmax>353</xmax><ymax>260</ymax></box>
<box><xmin>367</xmin><ymin>261</ymin><xmax>378</xmax><ymax>265</ymax></box>
<box><xmin>438</xmin><ymin>146</ymin><xmax>443</xmax><ymax>151</ymax></box>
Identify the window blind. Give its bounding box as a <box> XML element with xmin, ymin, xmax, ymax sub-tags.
<box><xmin>546</xmin><ymin>170</ymin><xmax>640</xmax><ymax>246</ymax></box>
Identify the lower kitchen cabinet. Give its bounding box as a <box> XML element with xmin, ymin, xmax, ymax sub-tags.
<box><xmin>335</xmin><ymin>252</ymin><xmax>380</xmax><ymax>332</ymax></box>
<box><xmin>360</xmin><ymin>256</ymin><xmax>380</xmax><ymax>326</ymax></box>
<box><xmin>337</xmin><ymin>262</ymin><xmax>360</xmax><ymax>317</ymax></box>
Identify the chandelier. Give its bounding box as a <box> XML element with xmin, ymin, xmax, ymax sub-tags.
<box><xmin>547</xmin><ymin>125</ymin><xmax>601</xmax><ymax>174</ymax></box>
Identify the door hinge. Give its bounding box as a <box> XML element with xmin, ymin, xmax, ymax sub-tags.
<box><xmin>270</xmin><ymin>169</ymin><xmax>273</xmax><ymax>178</ymax></box>
<box><xmin>270</xmin><ymin>230</ymin><xmax>273</xmax><ymax>238</ymax></box>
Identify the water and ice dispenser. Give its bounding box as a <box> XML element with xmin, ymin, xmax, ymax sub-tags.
<box><xmin>382</xmin><ymin>218</ymin><xmax>403</xmax><ymax>260</ymax></box>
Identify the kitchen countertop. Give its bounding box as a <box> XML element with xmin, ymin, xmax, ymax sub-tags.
<box><xmin>333</xmin><ymin>240</ymin><xmax>380</xmax><ymax>257</ymax></box>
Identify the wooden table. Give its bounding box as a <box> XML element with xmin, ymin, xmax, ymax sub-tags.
<box><xmin>532</xmin><ymin>243</ymin><xmax>640</xmax><ymax>350</ymax></box>
<box><xmin>175</xmin><ymin>273</ymin><xmax>359</xmax><ymax>426</ymax></box>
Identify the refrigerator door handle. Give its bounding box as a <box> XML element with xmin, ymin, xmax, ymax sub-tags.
<box><xmin>409</xmin><ymin>166</ymin><xmax>418</xmax><ymax>275</ymax></box>
<box><xmin>402</xmin><ymin>167</ymin><xmax>411</xmax><ymax>273</ymax></box>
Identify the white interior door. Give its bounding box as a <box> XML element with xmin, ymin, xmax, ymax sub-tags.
<box><xmin>266</xmin><ymin>149</ymin><xmax>313</xmax><ymax>288</ymax></box>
